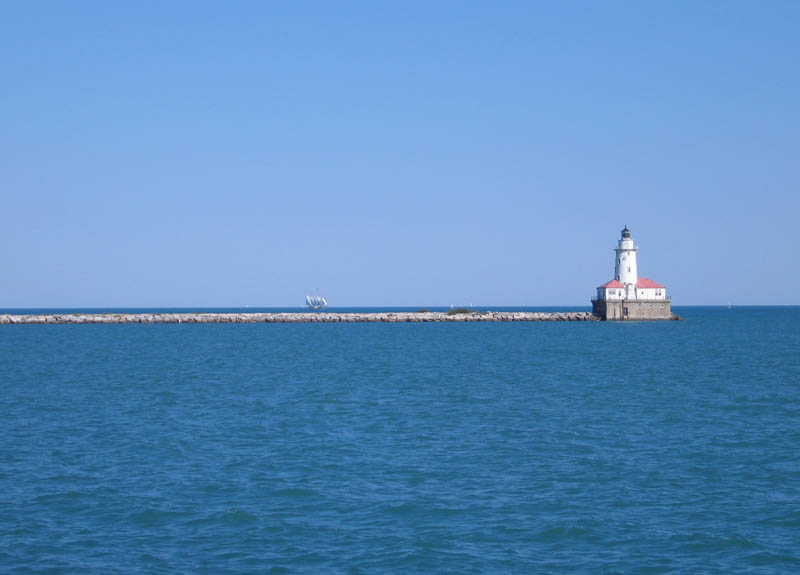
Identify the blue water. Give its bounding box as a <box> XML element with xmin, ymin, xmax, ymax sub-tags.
<box><xmin>1</xmin><ymin>307</ymin><xmax>798</xmax><ymax>573</ymax></box>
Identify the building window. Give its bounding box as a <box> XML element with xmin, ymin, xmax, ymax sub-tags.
<box><xmin>627</xmin><ymin>267</ymin><xmax>631</xmax><ymax>272</ymax></box>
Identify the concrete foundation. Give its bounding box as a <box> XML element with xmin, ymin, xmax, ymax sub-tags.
<box><xmin>591</xmin><ymin>299</ymin><xmax>673</xmax><ymax>321</ymax></box>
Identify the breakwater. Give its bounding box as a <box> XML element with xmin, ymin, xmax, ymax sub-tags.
<box><xmin>0</xmin><ymin>311</ymin><xmax>598</xmax><ymax>324</ymax></box>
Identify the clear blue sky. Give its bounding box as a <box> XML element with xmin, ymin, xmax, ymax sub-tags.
<box><xmin>2</xmin><ymin>1</ymin><xmax>798</xmax><ymax>307</ymax></box>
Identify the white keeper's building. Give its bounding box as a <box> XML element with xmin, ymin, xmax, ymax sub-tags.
<box><xmin>591</xmin><ymin>227</ymin><xmax>672</xmax><ymax>320</ymax></box>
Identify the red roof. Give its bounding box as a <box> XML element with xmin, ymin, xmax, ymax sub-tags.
<box><xmin>598</xmin><ymin>279</ymin><xmax>623</xmax><ymax>289</ymax></box>
<box><xmin>636</xmin><ymin>277</ymin><xmax>664</xmax><ymax>289</ymax></box>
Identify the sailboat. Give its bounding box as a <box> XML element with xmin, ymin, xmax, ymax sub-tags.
<box><xmin>305</xmin><ymin>295</ymin><xmax>328</xmax><ymax>310</ymax></box>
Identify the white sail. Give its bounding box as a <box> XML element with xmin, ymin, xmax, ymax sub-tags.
<box><xmin>305</xmin><ymin>294</ymin><xmax>327</xmax><ymax>309</ymax></box>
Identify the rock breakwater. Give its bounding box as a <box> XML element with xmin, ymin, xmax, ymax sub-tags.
<box><xmin>0</xmin><ymin>311</ymin><xmax>599</xmax><ymax>325</ymax></box>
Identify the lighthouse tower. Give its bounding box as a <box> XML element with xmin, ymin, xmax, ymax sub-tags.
<box><xmin>614</xmin><ymin>226</ymin><xmax>638</xmax><ymax>298</ymax></box>
<box><xmin>592</xmin><ymin>226</ymin><xmax>672</xmax><ymax>320</ymax></box>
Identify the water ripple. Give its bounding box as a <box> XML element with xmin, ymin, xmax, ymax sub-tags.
<box><xmin>1</xmin><ymin>308</ymin><xmax>799</xmax><ymax>573</ymax></box>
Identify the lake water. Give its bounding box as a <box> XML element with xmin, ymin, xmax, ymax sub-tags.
<box><xmin>1</xmin><ymin>307</ymin><xmax>798</xmax><ymax>573</ymax></box>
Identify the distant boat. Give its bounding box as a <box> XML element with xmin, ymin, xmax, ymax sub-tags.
<box><xmin>305</xmin><ymin>295</ymin><xmax>328</xmax><ymax>310</ymax></box>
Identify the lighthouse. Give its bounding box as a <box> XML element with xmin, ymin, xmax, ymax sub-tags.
<box><xmin>615</xmin><ymin>226</ymin><xmax>638</xmax><ymax>298</ymax></box>
<box><xmin>592</xmin><ymin>227</ymin><xmax>672</xmax><ymax>320</ymax></box>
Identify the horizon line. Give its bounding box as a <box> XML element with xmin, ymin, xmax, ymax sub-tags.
<box><xmin>2</xmin><ymin>304</ymin><xmax>799</xmax><ymax>310</ymax></box>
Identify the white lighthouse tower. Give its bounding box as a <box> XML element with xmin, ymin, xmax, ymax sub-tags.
<box><xmin>592</xmin><ymin>226</ymin><xmax>672</xmax><ymax>320</ymax></box>
<box><xmin>615</xmin><ymin>226</ymin><xmax>638</xmax><ymax>298</ymax></box>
